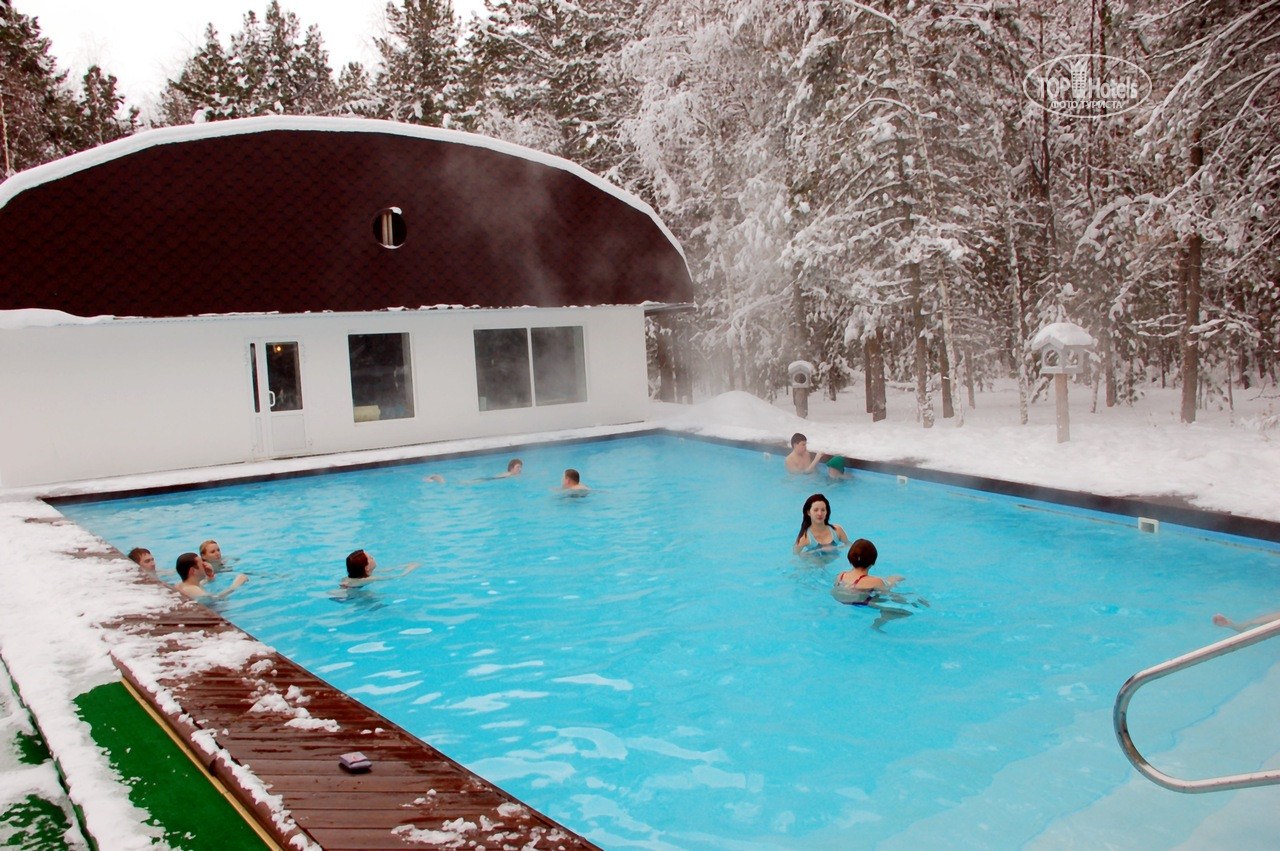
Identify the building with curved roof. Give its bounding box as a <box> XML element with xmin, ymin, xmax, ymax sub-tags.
<box><xmin>0</xmin><ymin>117</ymin><xmax>693</xmax><ymax>486</ymax></box>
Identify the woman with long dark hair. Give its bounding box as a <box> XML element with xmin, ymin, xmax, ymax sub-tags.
<box><xmin>793</xmin><ymin>493</ymin><xmax>850</xmax><ymax>555</ymax></box>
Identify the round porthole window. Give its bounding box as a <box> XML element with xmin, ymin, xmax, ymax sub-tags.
<box><xmin>373</xmin><ymin>207</ymin><xmax>406</xmax><ymax>248</ymax></box>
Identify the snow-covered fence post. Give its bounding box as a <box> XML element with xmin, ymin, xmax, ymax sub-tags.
<box><xmin>1030</xmin><ymin>323</ymin><xmax>1096</xmax><ymax>444</ymax></box>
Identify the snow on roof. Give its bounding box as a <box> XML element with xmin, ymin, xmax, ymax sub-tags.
<box><xmin>1030</xmin><ymin>322</ymin><xmax>1096</xmax><ymax>350</ymax></box>
<box><xmin>0</xmin><ymin>309</ymin><xmax>114</xmax><ymax>329</ymax></box>
<box><xmin>0</xmin><ymin>115</ymin><xmax>686</xmax><ymax>263</ymax></box>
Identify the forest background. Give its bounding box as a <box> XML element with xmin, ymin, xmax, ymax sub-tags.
<box><xmin>3</xmin><ymin>0</ymin><xmax>1277</xmax><ymax>429</ymax></box>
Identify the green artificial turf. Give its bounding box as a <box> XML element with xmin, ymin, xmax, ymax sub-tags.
<box><xmin>1</xmin><ymin>657</ymin><xmax>82</xmax><ymax>850</ymax></box>
<box><xmin>0</xmin><ymin>794</ymin><xmax>75</xmax><ymax>849</ymax></box>
<box><xmin>74</xmin><ymin>682</ymin><xmax>269</xmax><ymax>850</ymax></box>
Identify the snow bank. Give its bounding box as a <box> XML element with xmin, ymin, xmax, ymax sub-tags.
<box><xmin>0</xmin><ymin>309</ymin><xmax>113</xmax><ymax>330</ymax></box>
<box><xmin>0</xmin><ymin>500</ymin><xmax>173</xmax><ymax>849</ymax></box>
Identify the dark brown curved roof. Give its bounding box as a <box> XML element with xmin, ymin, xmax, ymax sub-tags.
<box><xmin>0</xmin><ymin>117</ymin><xmax>693</xmax><ymax>317</ymax></box>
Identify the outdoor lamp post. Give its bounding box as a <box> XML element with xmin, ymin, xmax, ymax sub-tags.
<box><xmin>1030</xmin><ymin>322</ymin><xmax>1096</xmax><ymax>444</ymax></box>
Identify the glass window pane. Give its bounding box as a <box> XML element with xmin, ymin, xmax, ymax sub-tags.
<box><xmin>348</xmin><ymin>333</ymin><xmax>415</xmax><ymax>421</ymax></box>
<box><xmin>474</xmin><ymin>328</ymin><xmax>532</xmax><ymax>411</ymax></box>
<box><xmin>249</xmin><ymin>343</ymin><xmax>261</xmax><ymax>413</ymax></box>
<box><xmin>265</xmin><ymin>342</ymin><xmax>303</xmax><ymax>411</ymax></box>
<box><xmin>531</xmin><ymin>326</ymin><xmax>586</xmax><ymax>406</ymax></box>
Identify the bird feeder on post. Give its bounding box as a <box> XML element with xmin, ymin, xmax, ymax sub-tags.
<box><xmin>1030</xmin><ymin>322</ymin><xmax>1096</xmax><ymax>444</ymax></box>
<box><xmin>789</xmin><ymin>360</ymin><xmax>815</xmax><ymax>419</ymax></box>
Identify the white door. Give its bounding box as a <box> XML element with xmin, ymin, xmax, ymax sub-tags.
<box><xmin>248</xmin><ymin>340</ymin><xmax>308</xmax><ymax>456</ymax></box>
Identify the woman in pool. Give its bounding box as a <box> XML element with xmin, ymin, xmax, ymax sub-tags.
<box><xmin>833</xmin><ymin>538</ymin><xmax>903</xmax><ymax>595</ymax></box>
<box><xmin>793</xmin><ymin>493</ymin><xmax>850</xmax><ymax>555</ymax></box>
<box><xmin>199</xmin><ymin>539</ymin><xmax>227</xmax><ymax>576</ymax></box>
<box><xmin>340</xmin><ymin>549</ymin><xmax>419</xmax><ymax>589</ymax></box>
<box><xmin>831</xmin><ymin>539</ymin><xmax>917</xmax><ymax>629</ymax></box>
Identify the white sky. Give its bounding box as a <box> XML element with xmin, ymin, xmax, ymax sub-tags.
<box><xmin>16</xmin><ymin>0</ymin><xmax>490</xmax><ymax>112</ymax></box>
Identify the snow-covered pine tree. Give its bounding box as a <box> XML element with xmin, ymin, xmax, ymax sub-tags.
<box><xmin>69</xmin><ymin>66</ymin><xmax>140</xmax><ymax>149</ymax></box>
<box><xmin>374</xmin><ymin>0</ymin><xmax>467</xmax><ymax>127</ymax></box>
<box><xmin>158</xmin><ymin>2</ymin><xmax>338</xmax><ymax>125</ymax></box>
<box><xmin>620</xmin><ymin>0</ymin><xmax>803</xmax><ymax>397</ymax></box>
<box><xmin>1132</xmin><ymin>0</ymin><xmax>1280</xmax><ymax>419</ymax></box>
<box><xmin>468</xmin><ymin>0</ymin><xmax>640</xmax><ymax>183</ymax></box>
<box><xmin>0</xmin><ymin>2</ymin><xmax>76</xmax><ymax>173</ymax></box>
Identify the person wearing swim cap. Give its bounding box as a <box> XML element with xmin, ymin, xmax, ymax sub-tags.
<box><xmin>825</xmin><ymin>455</ymin><xmax>854</xmax><ymax>480</ymax></box>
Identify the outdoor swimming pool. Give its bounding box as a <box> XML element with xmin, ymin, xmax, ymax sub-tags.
<box><xmin>61</xmin><ymin>434</ymin><xmax>1280</xmax><ymax>848</ymax></box>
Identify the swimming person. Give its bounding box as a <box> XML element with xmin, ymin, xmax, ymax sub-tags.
<box><xmin>176</xmin><ymin>552</ymin><xmax>247</xmax><ymax>601</ymax></box>
<box><xmin>831</xmin><ymin>539</ymin><xmax>914</xmax><ymax>630</ymax></box>
<box><xmin>340</xmin><ymin>549</ymin><xmax>420</xmax><ymax>589</ymax></box>
<box><xmin>1212</xmin><ymin>610</ymin><xmax>1280</xmax><ymax>633</ymax></box>
<box><xmin>784</xmin><ymin>433</ymin><xmax>821</xmax><ymax>474</ymax></box>
<box><xmin>127</xmin><ymin>547</ymin><xmax>156</xmax><ymax>571</ymax></box>
<box><xmin>199</xmin><ymin>539</ymin><xmax>228</xmax><ymax>576</ymax></box>
<box><xmin>470</xmin><ymin>458</ymin><xmax>523</xmax><ymax>483</ymax></box>
<box><xmin>793</xmin><ymin>493</ymin><xmax>850</xmax><ymax>555</ymax></box>
<box><xmin>561</xmin><ymin>468</ymin><xmax>589</xmax><ymax>493</ymax></box>
<box><xmin>833</xmin><ymin>539</ymin><xmax>903</xmax><ymax>593</ymax></box>
<box><xmin>824</xmin><ymin>455</ymin><xmax>854</xmax><ymax>480</ymax></box>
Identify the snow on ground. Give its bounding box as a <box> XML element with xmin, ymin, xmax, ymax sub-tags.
<box><xmin>0</xmin><ymin>378</ymin><xmax>1276</xmax><ymax>847</ymax></box>
<box><xmin>662</xmin><ymin>378</ymin><xmax>1280</xmax><ymax>524</ymax></box>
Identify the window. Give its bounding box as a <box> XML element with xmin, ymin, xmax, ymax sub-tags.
<box><xmin>531</xmin><ymin>326</ymin><xmax>586</xmax><ymax>405</ymax></box>
<box><xmin>474</xmin><ymin>328</ymin><xmax>532</xmax><ymax>411</ymax></box>
<box><xmin>372</xmin><ymin>207</ymin><xmax>406</xmax><ymax>248</ymax></box>
<box><xmin>348</xmin><ymin>333</ymin><xmax>414</xmax><ymax>421</ymax></box>
<box><xmin>474</xmin><ymin>325</ymin><xmax>587</xmax><ymax>412</ymax></box>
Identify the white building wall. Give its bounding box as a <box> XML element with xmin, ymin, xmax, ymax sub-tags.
<box><xmin>0</xmin><ymin>306</ymin><xmax>648</xmax><ymax>488</ymax></box>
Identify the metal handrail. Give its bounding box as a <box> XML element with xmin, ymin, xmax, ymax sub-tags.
<box><xmin>1114</xmin><ymin>617</ymin><xmax>1280</xmax><ymax>793</ymax></box>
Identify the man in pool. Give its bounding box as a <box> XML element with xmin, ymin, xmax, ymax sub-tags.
<box><xmin>341</xmin><ymin>549</ymin><xmax>420</xmax><ymax>589</ymax></box>
<box><xmin>176</xmin><ymin>552</ymin><xmax>247</xmax><ymax>600</ymax></box>
<box><xmin>561</xmin><ymin>468</ymin><xmax>589</xmax><ymax>493</ymax></box>
<box><xmin>127</xmin><ymin>547</ymin><xmax>156</xmax><ymax>571</ymax></box>
<box><xmin>784</xmin><ymin>433</ymin><xmax>821</xmax><ymax>474</ymax></box>
<box><xmin>499</xmin><ymin>458</ymin><xmax>523</xmax><ymax>478</ymax></box>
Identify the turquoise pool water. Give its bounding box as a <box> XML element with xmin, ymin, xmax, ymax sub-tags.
<box><xmin>61</xmin><ymin>435</ymin><xmax>1280</xmax><ymax>848</ymax></box>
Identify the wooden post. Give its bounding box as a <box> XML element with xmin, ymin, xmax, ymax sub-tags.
<box><xmin>1055</xmin><ymin>373</ymin><xmax>1070</xmax><ymax>443</ymax></box>
<box><xmin>793</xmin><ymin>387</ymin><xmax>810</xmax><ymax>419</ymax></box>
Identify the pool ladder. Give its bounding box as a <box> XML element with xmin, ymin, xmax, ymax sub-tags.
<box><xmin>1114</xmin><ymin>618</ymin><xmax>1280</xmax><ymax>792</ymax></box>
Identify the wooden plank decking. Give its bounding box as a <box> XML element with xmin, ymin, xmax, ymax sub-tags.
<box><xmin>110</xmin><ymin>604</ymin><xmax>599</xmax><ymax>850</ymax></box>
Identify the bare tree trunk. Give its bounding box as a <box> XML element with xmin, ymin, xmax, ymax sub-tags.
<box><xmin>965</xmin><ymin>347</ymin><xmax>976</xmax><ymax>409</ymax></box>
<box><xmin>675</xmin><ymin>319</ymin><xmax>693</xmax><ymax>403</ymax></box>
<box><xmin>1003</xmin><ymin>205</ymin><xmax>1030</xmax><ymax>425</ymax></box>
<box><xmin>938</xmin><ymin>342</ymin><xmax>954</xmax><ymax>419</ymax></box>
<box><xmin>864</xmin><ymin>341</ymin><xmax>874</xmax><ymax>413</ymax></box>
<box><xmin>1180</xmin><ymin>134</ymin><xmax>1204</xmax><ymax>424</ymax></box>
<box><xmin>911</xmin><ymin>263</ymin><xmax>933</xmax><ymax>428</ymax></box>
<box><xmin>0</xmin><ymin>90</ymin><xmax>12</xmax><ymax>178</ymax></box>
<box><xmin>1098</xmin><ymin>324</ymin><xmax>1116</xmax><ymax>407</ymax></box>
<box><xmin>867</xmin><ymin>330</ymin><xmax>887</xmax><ymax>422</ymax></box>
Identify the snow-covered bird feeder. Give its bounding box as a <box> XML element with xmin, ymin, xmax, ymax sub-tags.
<box><xmin>789</xmin><ymin>360</ymin><xmax>815</xmax><ymax>419</ymax></box>
<box><xmin>1030</xmin><ymin>322</ymin><xmax>1096</xmax><ymax>443</ymax></box>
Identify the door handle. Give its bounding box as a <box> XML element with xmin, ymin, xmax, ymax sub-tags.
<box><xmin>268</xmin><ymin>390</ymin><xmax>277</xmax><ymax>410</ymax></box>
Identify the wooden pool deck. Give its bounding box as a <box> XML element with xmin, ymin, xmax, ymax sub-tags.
<box><xmin>110</xmin><ymin>601</ymin><xmax>599</xmax><ymax>850</ymax></box>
